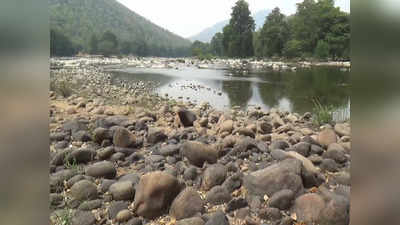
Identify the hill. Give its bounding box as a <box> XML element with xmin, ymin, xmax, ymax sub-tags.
<box><xmin>49</xmin><ymin>0</ymin><xmax>191</xmax><ymax>54</ymax></box>
<box><xmin>189</xmin><ymin>9</ymin><xmax>271</xmax><ymax>43</ymax></box>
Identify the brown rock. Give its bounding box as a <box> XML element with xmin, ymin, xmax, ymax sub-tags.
<box><xmin>292</xmin><ymin>193</ymin><xmax>325</xmax><ymax>224</ymax></box>
<box><xmin>318</xmin><ymin>128</ymin><xmax>337</xmax><ymax>148</ymax></box>
<box><xmin>113</xmin><ymin>127</ymin><xmax>136</xmax><ymax>148</ymax></box>
<box><xmin>133</xmin><ymin>171</ymin><xmax>182</xmax><ymax>219</ymax></box>
<box><xmin>170</xmin><ymin>188</ymin><xmax>204</xmax><ymax>220</ymax></box>
<box><xmin>182</xmin><ymin>141</ymin><xmax>218</xmax><ymax>167</ymax></box>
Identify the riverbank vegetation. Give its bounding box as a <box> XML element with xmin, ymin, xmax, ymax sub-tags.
<box><xmin>193</xmin><ymin>0</ymin><xmax>350</xmax><ymax>61</ymax></box>
<box><xmin>50</xmin><ymin>0</ymin><xmax>349</xmax><ymax>61</ymax></box>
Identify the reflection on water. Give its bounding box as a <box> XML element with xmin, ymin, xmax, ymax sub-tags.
<box><xmin>110</xmin><ymin>66</ymin><xmax>350</xmax><ymax>121</ymax></box>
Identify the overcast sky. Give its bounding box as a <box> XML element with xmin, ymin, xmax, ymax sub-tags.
<box><xmin>116</xmin><ymin>0</ymin><xmax>350</xmax><ymax>38</ymax></box>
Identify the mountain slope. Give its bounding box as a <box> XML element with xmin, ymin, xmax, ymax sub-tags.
<box><xmin>49</xmin><ymin>0</ymin><xmax>191</xmax><ymax>51</ymax></box>
<box><xmin>189</xmin><ymin>9</ymin><xmax>271</xmax><ymax>43</ymax></box>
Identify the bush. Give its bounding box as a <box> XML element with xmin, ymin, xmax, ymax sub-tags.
<box><xmin>312</xmin><ymin>98</ymin><xmax>334</xmax><ymax>126</ymax></box>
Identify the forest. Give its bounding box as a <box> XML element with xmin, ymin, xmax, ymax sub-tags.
<box><xmin>194</xmin><ymin>0</ymin><xmax>350</xmax><ymax>60</ymax></box>
<box><xmin>50</xmin><ymin>0</ymin><xmax>350</xmax><ymax>60</ymax></box>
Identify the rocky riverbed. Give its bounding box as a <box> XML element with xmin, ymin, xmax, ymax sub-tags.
<box><xmin>50</xmin><ymin>57</ymin><xmax>351</xmax><ymax>225</ymax></box>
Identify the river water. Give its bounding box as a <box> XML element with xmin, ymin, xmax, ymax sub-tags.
<box><xmin>110</xmin><ymin>66</ymin><xmax>350</xmax><ymax>121</ymax></box>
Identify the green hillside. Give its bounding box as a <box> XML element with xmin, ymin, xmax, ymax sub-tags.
<box><xmin>49</xmin><ymin>0</ymin><xmax>191</xmax><ymax>56</ymax></box>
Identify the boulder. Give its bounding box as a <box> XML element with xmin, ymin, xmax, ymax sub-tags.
<box><xmin>133</xmin><ymin>171</ymin><xmax>182</xmax><ymax>219</ymax></box>
<box><xmin>204</xmin><ymin>210</ymin><xmax>229</xmax><ymax>225</ymax></box>
<box><xmin>178</xmin><ymin>109</ymin><xmax>197</xmax><ymax>127</ymax></box>
<box><xmin>293</xmin><ymin>142</ymin><xmax>311</xmax><ymax>157</ymax></box>
<box><xmin>170</xmin><ymin>188</ymin><xmax>205</xmax><ymax>220</ymax></box>
<box><xmin>268</xmin><ymin>189</ymin><xmax>295</xmax><ymax>210</ymax></box>
<box><xmin>182</xmin><ymin>141</ymin><xmax>218</xmax><ymax>167</ymax></box>
<box><xmin>70</xmin><ymin>180</ymin><xmax>98</xmax><ymax>201</ymax></box>
<box><xmin>243</xmin><ymin>158</ymin><xmax>304</xmax><ymax>197</ymax></box>
<box><xmin>202</xmin><ymin>164</ymin><xmax>227</xmax><ymax>191</ymax></box>
<box><xmin>257</xmin><ymin>121</ymin><xmax>272</xmax><ymax>134</ymax></box>
<box><xmin>318</xmin><ymin>128</ymin><xmax>337</xmax><ymax>148</ymax></box>
<box><xmin>147</xmin><ymin>127</ymin><xmax>167</xmax><ymax>144</ymax></box>
<box><xmin>85</xmin><ymin>161</ymin><xmax>116</xmax><ymax>179</ymax></box>
<box><xmin>109</xmin><ymin>181</ymin><xmax>134</xmax><ymax>201</ymax></box>
<box><xmin>218</xmin><ymin>120</ymin><xmax>234</xmax><ymax>134</ymax></box>
<box><xmin>113</xmin><ymin>127</ymin><xmax>136</xmax><ymax>148</ymax></box>
<box><xmin>334</xmin><ymin>123</ymin><xmax>350</xmax><ymax>137</ymax></box>
<box><xmin>206</xmin><ymin>185</ymin><xmax>232</xmax><ymax>205</ymax></box>
<box><xmin>291</xmin><ymin>193</ymin><xmax>325</xmax><ymax>224</ymax></box>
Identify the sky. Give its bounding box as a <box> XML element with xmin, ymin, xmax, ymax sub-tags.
<box><xmin>116</xmin><ymin>0</ymin><xmax>350</xmax><ymax>38</ymax></box>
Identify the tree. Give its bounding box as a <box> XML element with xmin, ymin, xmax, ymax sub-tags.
<box><xmin>98</xmin><ymin>31</ymin><xmax>118</xmax><ymax>56</ymax></box>
<box><xmin>283</xmin><ymin>39</ymin><xmax>303</xmax><ymax>58</ymax></box>
<box><xmin>50</xmin><ymin>29</ymin><xmax>77</xmax><ymax>56</ymax></box>
<box><xmin>258</xmin><ymin>7</ymin><xmax>290</xmax><ymax>57</ymax></box>
<box><xmin>89</xmin><ymin>34</ymin><xmax>98</xmax><ymax>54</ymax></box>
<box><xmin>315</xmin><ymin>40</ymin><xmax>330</xmax><ymax>58</ymax></box>
<box><xmin>210</xmin><ymin>32</ymin><xmax>224</xmax><ymax>56</ymax></box>
<box><xmin>222</xmin><ymin>0</ymin><xmax>255</xmax><ymax>58</ymax></box>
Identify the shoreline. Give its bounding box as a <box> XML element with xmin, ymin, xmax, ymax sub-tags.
<box><xmin>49</xmin><ymin>57</ymin><xmax>351</xmax><ymax>225</ymax></box>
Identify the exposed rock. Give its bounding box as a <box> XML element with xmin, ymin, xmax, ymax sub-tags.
<box><xmin>257</xmin><ymin>121</ymin><xmax>272</xmax><ymax>134</ymax></box>
<box><xmin>93</xmin><ymin>127</ymin><xmax>112</xmax><ymax>144</ymax></box>
<box><xmin>159</xmin><ymin>144</ymin><xmax>180</xmax><ymax>156</ymax></box>
<box><xmin>176</xmin><ymin>217</ymin><xmax>205</xmax><ymax>225</ymax></box>
<box><xmin>226</xmin><ymin>198</ymin><xmax>248</xmax><ymax>212</ymax></box>
<box><xmin>334</xmin><ymin>123</ymin><xmax>350</xmax><ymax>137</ymax></box>
<box><xmin>70</xmin><ymin>180</ymin><xmax>98</xmax><ymax>201</ymax></box>
<box><xmin>243</xmin><ymin>158</ymin><xmax>303</xmax><ymax>197</ymax></box>
<box><xmin>72</xmin><ymin>210</ymin><xmax>96</xmax><ymax>225</ymax></box>
<box><xmin>292</xmin><ymin>193</ymin><xmax>325</xmax><ymax>224</ymax></box>
<box><xmin>109</xmin><ymin>181</ymin><xmax>134</xmax><ymax>201</ymax></box>
<box><xmin>268</xmin><ymin>189</ymin><xmax>295</xmax><ymax>210</ymax></box>
<box><xmin>318</xmin><ymin>128</ymin><xmax>337</xmax><ymax>148</ymax></box>
<box><xmin>205</xmin><ymin>210</ymin><xmax>229</xmax><ymax>225</ymax></box>
<box><xmin>293</xmin><ymin>142</ymin><xmax>311</xmax><ymax>157</ymax></box>
<box><xmin>113</xmin><ymin>127</ymin><xmax>136</xmax><ymax>148</ymax></box>
<box><xmin>85</xmin><ymin>161</ymin><xmax>116</xmax><ymax>179</ymax></box>
<box><xmin>320</xmin><ymin>159</ymin><xmax>339</xmax><ymax>172</ymax></box>
<box><xmin>324</xmin><ymin>143</ymin><xmax>347</xmax><ymax>163</ymax></box>
<box><xmin>182</xmin><ymin>141</ymin><xmax>218</xmax><ymax>167</ymax></box>
<box><xmin>66</xmin><ymin>148</ymin><xmax>96</xmax><ymax>164</ymax></box>
<box><xmin>116</xmin><ymin>209</ymin><xmax>133</xmax><ymax>222</ymax></box>
<box><xmin>178</xmin><ymin>109</ymin><xmax>197</xmax><ymax>127</ymax></box>
<box><xmin>206</xmin><ymin>185</ymin><xmax>232</xmax><ymax>205</ymax></box>
<box><xmin>108</xmin><ymin>201</ymin><xmax>129</xmax><ymax>219</ymax></box>
<box><xmin>133</xmin><ymin>171</ymin><xmax>182</xmax><ymax>219</ymax></box>
<box><xmin>270</xmin><ymin>140</ymin><xmax>289</xmax><ymax>150</ymax></box>
<box><xmin>170</xmin><ymin>188</ymin><xmax>204</xmax><ymax>220</ymax></box>
<box><xmin>259</xmin><ymin>207</ymin><xmax>282</xmax><ymax>221</ymax></box>
<box><xmin>202</xmin><ymin>164</ymin><xmax>227</xmax><ymax>191</ymax></box>
<box><xmin>147</xmin><ymin>127</ymin><xmax>167</xmax><ymax>144</ymax></box>
<box><xmin>218</xmin><ymin>120</ymin><xmax>234</xmax><ymax>134</ymax></box>
<box><xmin>78</xmin><ymin>199</ymin><xmax>102</xmax><ymax>211</ymax></box>
<box><xmin>183</xmin><ymin>166</ymin><xmax>198</xmax><ymax>180</ymax></box>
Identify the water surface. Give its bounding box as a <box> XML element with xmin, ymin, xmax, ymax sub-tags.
<box><xmin>110</xmin><ymin>66</ymin><xmax>350</xmax><ymax>121</ymax></box>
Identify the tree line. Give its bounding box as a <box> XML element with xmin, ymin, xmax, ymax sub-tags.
<box><xmin>192</xmin><ymin>0</ymin><xmax>350</xmax><ymax>60</ymax></box>
<box><xmin>50</xmin><ymin>29</ymin><xmax>191</xmax><ymax>57</ymax></box>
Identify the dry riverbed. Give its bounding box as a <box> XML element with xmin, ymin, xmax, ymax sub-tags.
<box><xmin>49</xmin><ymin>57</ymin><xmax>351</xmax><ymax>225</ymax></box>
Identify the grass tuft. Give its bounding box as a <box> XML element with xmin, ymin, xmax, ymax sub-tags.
<box><xmin>312</xmin><ymin>98</ymin><xmax>334</xmax><ymax>126</ymax></box>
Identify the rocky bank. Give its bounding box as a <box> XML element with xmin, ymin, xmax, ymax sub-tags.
<box><xmin>50</xmin><ymin>57</ymin><xmax>351</xmax><ymax>225</ymax></box>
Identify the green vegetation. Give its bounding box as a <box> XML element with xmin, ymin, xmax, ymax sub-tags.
<box><xmin>53</xmin><ymin>209</ymin><xmax>73</xmax><ymax>225</ymax></box>
<box><xmin>50</xmin><ymin>29</ymin><xmax>78</xmax><ymax>57</ymax></box>
<box><xmin>49</xmin><ymin>0</ymin><xmax>191</xmax><ymax>57</ymax></box>
<box><xmin>222</xmin><ymin>0</ymin><xmax>255</xmax><ymax>58</ymax></box>
<box><xmin>204</xmin><ymin>0</ymin><xmax>350</xmax><ymax>60</ymax></box>
<box><xmin>312</xmin><ymin>98</ymin><xmax>334</xmax><ymax>125</ymax></box>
